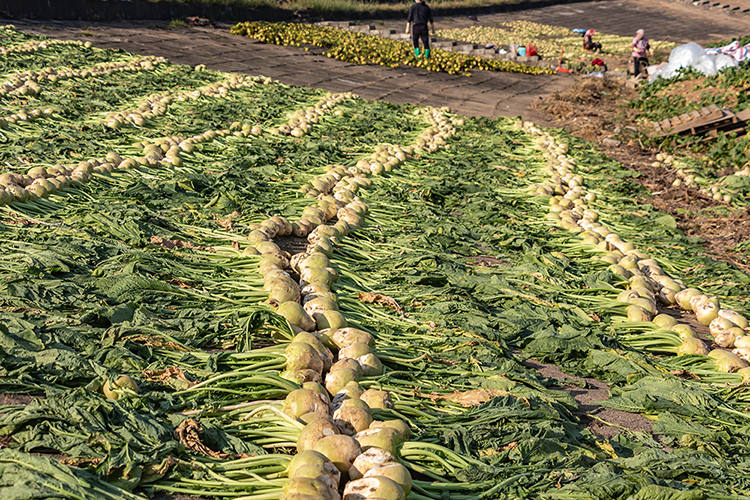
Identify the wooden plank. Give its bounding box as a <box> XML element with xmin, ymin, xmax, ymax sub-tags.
<box><xmin>670</xmin><ymin>110</ymin><xmax>735</xmax><ymax>135</ymax></box>
<box><xmin>652</xmin><ymin>106</ymin><xmax>748</xmax><ymax>138</ymax></box>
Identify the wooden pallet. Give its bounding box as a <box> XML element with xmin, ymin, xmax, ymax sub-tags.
<box><xmin>653</xmin><ymin>105</ymin><xmax>750</xmax><ymax>137</ymax></box>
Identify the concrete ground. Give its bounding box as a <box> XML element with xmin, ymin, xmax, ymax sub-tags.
<box><xmin>10</xmin><ymin>0</ymin><xmax>750</xmax><ymax>123</ymax></box>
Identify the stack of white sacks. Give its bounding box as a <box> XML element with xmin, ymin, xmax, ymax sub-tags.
<box><xmin>648</xmin><ymin>40</ymin><xmax>748</xmax><ymax>82</ymax></box>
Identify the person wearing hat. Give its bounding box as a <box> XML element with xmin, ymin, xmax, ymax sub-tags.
<box><xmin>582</xmin><ymin>29</ymin><xmax>602</xmax><ymax>53</ymax></box>
<box><xmin>406</xmin><ymin>0</ymin><xmax>435</xmax><ymax>58</ymax></box>
<box><xmin>632</xmin><ymin>29</ymin><xmax>650</xmax><ymax>77</ymax></box>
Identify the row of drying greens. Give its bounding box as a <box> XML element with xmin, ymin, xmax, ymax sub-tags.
<box><xmin>435</xmin><ymin>21</ymin><xmax>674</xmax><ymax>60</ymax></box>
<box><xmin>525</xmin><ymin>122</ymin><xmax>750</xmax><ymax>375</ymax></box>
<box><xmin>229</xmin><ymin>22</ymin><xmax>554</xmax><ymax>76</ymax></box>
<box><xmin>1</xmin><ymin>25</ymin><xmax>750</xmax><ymax>500</ymax></box>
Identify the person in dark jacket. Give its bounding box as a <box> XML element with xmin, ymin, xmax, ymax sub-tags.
<box><xmin>406</xmin><ymin>0</ymin><xmax>434</xmax><ymax>58</ymax></box>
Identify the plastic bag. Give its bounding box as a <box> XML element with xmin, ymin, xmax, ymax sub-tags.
<box><xmin>648</xmin><ymin>62</ymin><xmax>679</xmax><ymax>83</ymax></box>
<box><xmin>669</xmin><ymin>42</ymin><xmax>705</xmax><ymax>68</ymax></box>
<box><xmin>715</xmin><ymin>54</ymin><xmax>737</xmax><ymax>70</ymax></box>
<box><xmin>691</xmin><ymin>54</ymin><xmax>717</xmax><ymax>76</ymax></box>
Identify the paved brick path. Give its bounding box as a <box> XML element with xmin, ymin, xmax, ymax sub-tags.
<box><xmin>11</xmin><ymin>0</ymin><xmax>750</xmax><ymax>122</ymax></box>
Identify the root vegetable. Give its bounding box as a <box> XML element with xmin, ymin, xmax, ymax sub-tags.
<box><xmin>709</xmin><ymin>349</ymin><xmax>748</xmax><ymax>372</ymax></box>
<box><xmin>302</xmin><ymin>381</ymin><xmax>331</xmax><ymax>404</ymax></box>
<box><xmin>284</xmin><ymin>389</ymin><xmax>330</xmax><ymax>418</ymax></box>
<box><xmin>283</xmin><ymin>477</ymin><xmax>340</xmax><ymax>500</ymax></box>
<box><xmin>331</xmin><ymin>382</ymin><xmax>366</xmax><ymax>410</ymax></box>
<box><xmin>304</xmin><ymin>296</ymin><xmax>339</xmax><ymax>317</ymax></box>
<box><xmin>617</xmin><ymin>290</ymin><xmax>639</xmax><ymax>303</ymax></box>
<box><xmin>281</xmin><ymin>369</ymin><xmax>322</xmax><ymax>385</ymax></box>
<box><xmin>340</xmin><ymin>342</ymin><xmax>372</xmax><ymax>360</ymax></box>
<box><xmin>710</xmin><ymin>317</ymin><xmax>736</xmax><ymax>339</ymax></box>
<box><xmin>608</xmin><ymin>264</ymin><xmax>630</xmax><ymax>279</ymax></box>
<box><xmin>626</xmin><ymin>305</ymin><xmax>651</xmax><ymax>322</ymax></box>
<box><xmin>301</xmin><ymin>281</ymin><xmax>332</xmax><ymax>298</ymax></box>
<box><xmin>312</xmin><ymin>435</ymin><xmax>362</xmax><ymax>474</ymax></box>
<box><xmin>302</xmin><ymin>253</ymin><xmax>331</xmax><ymax>268</ymax></box>
<box><xmin>288</xmin><ymin>462</ymin><xmax>341</xmax><ymax>491</ymax></box>
<box><xmin>696</xmin><ymin>300</ymin><xmax>720</xmax><ymax>326</ymax></box>
<box><xmin>300</xmin><ymin>411</ymin><xmax>331</xmax><ymax>424</ymax></box>
<box><xmin>277</xmin><ymin>302</ymin><xmax>317</xmax><ymax>332</ymax></box>
<box><xmin>331</xmin><ymin>328</ymin><xmax>375</xmax><ymax>350</ymax></box>
<box><xmin>675</xmin><ymin>288</ymin><xmax>701</xmax><ymax>310</ymax></box>
<box><xmin>343</xmin><ymin>476</ymin><xmax>405</xmax><ymax>500</ymax></box>
<box><xmin>658</xmin><ymin>288</ymin><xmax>677</xmax><ymax>305</ymax></box>
<box><xmin>364</xmin><ymin>463</ymin><xmax>412</xmax><ymax>496</ymax></box>
<box><xmin>652</xmin><ymin>314</ymin><xmax>677</xmax><ymax>329</ymax></box>
<box><xmin>360</xmin><ymin>389</ymin><xmax>392</xmax><ymax>409</ymax></box>
<box><xmin>298</xmin><ymin>418</ymin><xmax>341</xmax><ymax>452</ymax></box>
<box><xmin>368</xmin><ymin>420</ymin><xmax>411</xmax><ymax>441</ymax></box>
<box><xmin>315</xmin><ymin>310</ymin><xmax>348</xmax><ymax>331</ymax></box>
<box><xmin>714</xmin><ymin>327</ymin><xmax>744</xmax><ymax>348</ymax></box>
<box><xmin>300</xmin><ymin>267</ymin><xmax>337</xmax><ymax>287</ymax></box>
<box><xmin>718</xmin><ymin>310</ymin><xmax>749</xmax><ymax>330</ymax></box>
<box><xmin>330</xmin><ymin>358</ymin><xmax>364</xmax><ymax>377</ymax></box>
<box><xmin>295</xmin><ymin>333</ymin><xmax>333</xmax><ymax>371</ymax></box>
<box><xmin>671</xmin><ymin>324</ymin><xmax>698</xmax><ymax>340</ymax></box>
<box><xmin>333</xmin><ymin>405</ymin><xmax>373</xmax><ymax>435</ymax></box>
<box><xmin>348</xmin><ymin>447</ymin><xmax>397</xmax><ymax>479</ymax></box>
<box><xmin>353</xmin><ymin>427</ymin><xmax>402</xmax><ymax>454</ymax></box>
<box><xmin>733</xmin><ymin>347</ymin><xmax>750</xmax><ymax>362</ymax></box>
<box><xmin>677</xmin><ymin>338</ymin><xmax>708</xmax><ymax>356</ymax></box>
<box><xmin>286</xmin><ymin>342</ymin><xmax>325</xmax><ymax>373</ymax></box>
<box><xmin>325</xmin><ymin>367</ymin><xmax>359</xmax><ymax>395</ymax></box>
<box><xmin>632</xmin><ymin>297</ymin><xmax>656</xmax><ymax>316</ymax></box>
<box><xmin>102</xmin><ymin>374</ymin><xmax>138</xmax><ymax>400</ymax></box>
<box><xmin>288</xmin><ymin>450</ymin><xmax>336</xmax><ymax>477</ymax></box>
<box><xmin>357</xmin><ymin>353</ymin><xmax>384</xmax><ymax>376</ymax></box>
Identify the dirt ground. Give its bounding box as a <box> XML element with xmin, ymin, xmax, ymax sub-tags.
<box><xmin>525</xmin><ymin>359</ymin><xmax>656</xmax><ymax>440</ymax></box>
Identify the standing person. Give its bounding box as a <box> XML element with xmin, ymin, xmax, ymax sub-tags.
<box><xmin>406</xmin><ymin>0</ymin><xmax>435</xmax><ymax>58</ymax></box>
<box><xmin>632</xmin><ymin>29</ymin><xmax>650</xmax><ymax>77</ymax></box>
